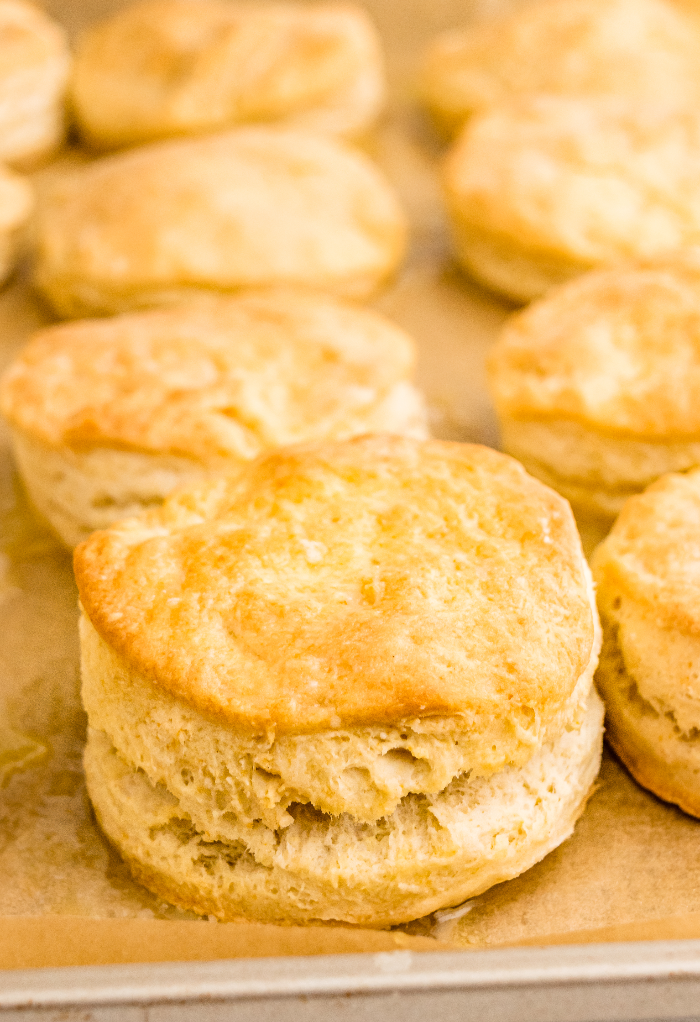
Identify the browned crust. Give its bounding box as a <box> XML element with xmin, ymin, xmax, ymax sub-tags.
<box><xmin>488</xmin><ymin>261</ymin><xmax>700</xmax><ymax>439</ymax></box>
<box><xmin>0</xmin><ymin>291</ymin><xmax>417</xmax><ymax>460</ymax></box>
<box><xmin>74</xmin><ymin>435</ymin><xmax>595</xmax><ymax>735</ymax></box>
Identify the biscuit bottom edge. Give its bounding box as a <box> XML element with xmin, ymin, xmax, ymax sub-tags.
<box><xmin>84</xmin><ymin>691</ymin><xmax>604</xmax><ymax>927</ymax></box>
<box><xmin>447</xmin><ymin>218</ymin><xmax>592</xmax><ymax>304</ymax></box>
<box><xmin>596</xmin><ymin>625</ymin><xmax>700</xmax><ymax>819</ymax></box>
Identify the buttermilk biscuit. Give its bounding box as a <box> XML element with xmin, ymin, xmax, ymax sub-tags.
<box><xmin>35</xmin><ymin>127</ymin><xmax>407</xmax><ymax>318</ymax></box>
<box><xmin>0</xmin><ymin>0</ymin><xmax>70</xmax><ymax>167</ymax></box>
<box><xmin>70</xmin><ymin>0</ymin><xmax>385</xmax><ymax>150</ymax></box>
<box><xmin>0</xmin><ymin>162</ymin><xmax>31</xmax><ymax>283</ymax></box>
<box><xmin>592</xmin><ymin>470</ymin><xmax>700</xmax><ymax>817</ymax></box>
<box><xmin>420</xmin><ymin>0</ymin><xmax>700</xmax><ymax>135</ymax></box>
<box><xmin>0</xmin><ymin>291</ymin><xmax>428</xmax><ymax>548</ymax></box>
<box><xmin>487</xmin><ymin>261</ymin><xmax>700</xmax><ymax>541</ymax></box>
<box><xmin>75</xmin><ymin>436</ymin><xmax>603</xmax><ymax>925</ymax></box>
<box><xmin>444</xmin><ymin>97</ymin><xmax>700</xmax><ymax>303</ymax></box>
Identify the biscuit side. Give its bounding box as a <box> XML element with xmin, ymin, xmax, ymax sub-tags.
<box><xmin>595</xmin><ymin>615</ymin><xmax>700</xmax><ymax>818</ymax></box>
<box><xmin>81</xmin><ymin>613</ymin><xmax>599</xmax><ymax>825</ymax></box>
<box><xmin>10</xmin><ymin>430</ymin><xmax>205</xmax><ymax>549</ymax></box>
<box><xmin>498</xmin><ymin>419</ymin><xmax>700</xmax><ymax>524</ymax></box>
<box><xmin>83</xmin><ymin>688</ymin><xmax>604</xmax><ymax>926</ymax></box>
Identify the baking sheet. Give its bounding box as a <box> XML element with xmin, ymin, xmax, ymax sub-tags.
<box><xmin>0</xmin><ymin>0</ymin><xmax>699</xmax><ymax>968</ymax></box>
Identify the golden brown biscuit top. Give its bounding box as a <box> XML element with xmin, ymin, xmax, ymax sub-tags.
<box><xmin>0</xmin><ymin>292</ymin><xmax>418</xmax><ymax>461</ymax></box>
<box><xmin>444</xmin><ymin>97</ymin><xmax>700</xmax><ymax>268</ymax></box>
<box><xmin>0</xmin><ymin>162</ymin><xmax>32</xmax><ymax>230</ymax></box>
<box><xmin>0</xmin><ymin>0</ymin><xmax>67</xmax><ymax>80</ymax></box>
<box><xmin>421</xmin><ymin>0</ymin><xmax>700</xmax><ymax>132</ymax></box>
<box><xmin>71</xmin><ymin>0</ymin><xmax>381</xmax><ymax>146</ymax></box>
<box><xmin>35</xmin><ymin>127</ymin><xmax>407</xmax><ymax>298</ymax></box>
<box><xmin>591</xmin><ymin>469</ymin><xmax>700</xmax><ymax>634</ymax></box>
<box><xmin>488</xmin><ymin>262</ymin><xmax>700</xmax><ymax>438</ymax></box>
<box><xmin>74</xmin><ymin>435</ymin><xmax>595</xmax><ymax>735</ymax></box>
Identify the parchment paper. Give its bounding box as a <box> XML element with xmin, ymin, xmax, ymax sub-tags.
<box><xmin>0</xmin><ymin>0</ymin><xmax>699</xmax><ymax>969</ymax></box>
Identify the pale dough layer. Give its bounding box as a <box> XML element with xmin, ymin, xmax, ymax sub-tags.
<box><xmin>0</xmin><ymin>162</ymin><xmax>32</xmax><ymax>283</ymax></box>
<box><xmin>84</xmin><ymin>689</ymin><xmax>604</xmax><ymax>926</ymax></box>
<box><xmin>80</xmin><ymin>614</ymin><xmax>599</xmax><ymax>828</ymax></box>
<box><xmin>595</xmin><ymin>618</ymin><xmax>700</xmax><ymax>818</ymax></box>
<box><xmin>500</xmin><ymin>418</ymin><xmax>700</xmax><ymax>525</ymax></box>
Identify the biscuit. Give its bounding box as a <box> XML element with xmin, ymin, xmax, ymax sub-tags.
<box><xmin>444</xmin><ymin>97</ymin><xmax>700</xmax><ymax>302</ymax></box>
<box><xmin>487</xmin><ymin>261</ymin><xmax>700</xmax><ymax>539</ymax></box>
<box><xmin>34</xmin><ymin>127</ymin><xmax>408</xmax><ymax>318</ymax></box>
<box><xmin>592</xmin><ymin>469</ymin><xmax>700</xmax><ymax>817</ymax></box>
<box><xmin>75</xmin><ymin>436</ymin><xmax>603</xmax><ymax>924</ymax></box>
<box><xmin>421</xmin><ymin>0</ymin><xmax>700</xmax><ymax>135</ymax></box>
<box><xmin>0</xmin><ymin>0</ymin><xmax>70</xmax><ymax>167</ymax></box>
<box><xmin>70</xmin><ymin>0</ymin><xmax>385</xmax><ymax>150</ymax></box>
<box><xmin>0</xmin><ymin>291</ymin><xmax>428</xmax><ymax>548</ymax></box>
<box><xmin>0</xmin><ymin>162</ymin><xmax>32</xmax><ymax>283</ymax></box>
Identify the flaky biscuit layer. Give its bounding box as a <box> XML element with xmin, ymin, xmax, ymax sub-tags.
<box><xmin>80</xmin><ymin>613</ymin><xmax>598</xmax><ymax>826</ymax></box>
<box><xmin>10</xmin><ymin>431</ymin><xmax>204</xmax><ymax>549</ymax></box>
<box><xmin>421</xmin><ymin>0</ymin><xmax>700</xmax><ymax>134</ymax></box>
<box><xmin>592</xmin><ymin>469</ymin><xmax>700</xmax><ymax>815</ymax></box>
<box><xmin>71</xmin><ymin>0</ymin><xmax>384</xmax><ymax>149</ymax></box>
<box><xmin>498</xmin><ymin>419</ymin><xmax>700</xmax><ymax>526</ymax></box>
<box><xmin>35</xmin><ymin>128</ymin><xmax>407</xmax><ymax>318</ymax></box>
<box><xmin>595</xmin><ymin>619</ymin><xmax>700</xmax><ymax>819</ymax></box>
<box><xmin>74</xmin><ymin>436</ymin><xmax>598</xmax><ymax>750</ymax></box>
<box><xmin>84</xmin><ymin>689</ymin><xmax>604</xmax><ymax>926</ymax></box>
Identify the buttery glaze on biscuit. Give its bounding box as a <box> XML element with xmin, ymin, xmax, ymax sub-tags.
<box><xmin>0</xmin><ymin>291</ymin><xmax>427</xmax><ymax>546</ymax></box>
<box><xmin>421</xmin><ymin>0</ymin><xmax>700</xmax><ymax>134</ymax></box>
<box><xmin>75</xmin><ymin>436</ymin><xmax>597</xmax><ymax>739</ymax></box>
<box><xmin>488</xmin><ymin>260</ymin><xmax>700</xmax><ymax>530</ymax></box>
<box><xmin>592</xmin><ymin>469</ymin><xmax>700</xmax><ymax>817</ymax></box>
<box><xmin>444</xmin><ymin>98</ymin><xmax>700</xmax><ymax>302</ymax></box>
<box><xmin>0</xmin><ymin>0</ymin><xmax>70</xmax><ymax>166</ymax></box>
<box><xmin>77</xmin><ymin>435</ymin><xmax>603</xmax><ymax>924</ymax></box>
<box><xmin>35</xmin><ymin>127</ymin><xmax>408</xmax><ymax>318</ymax></box>
<box><xmin>71</xmin><ymin>0</ymin><xmax>385</xmax><ymax>149</ymax></box>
